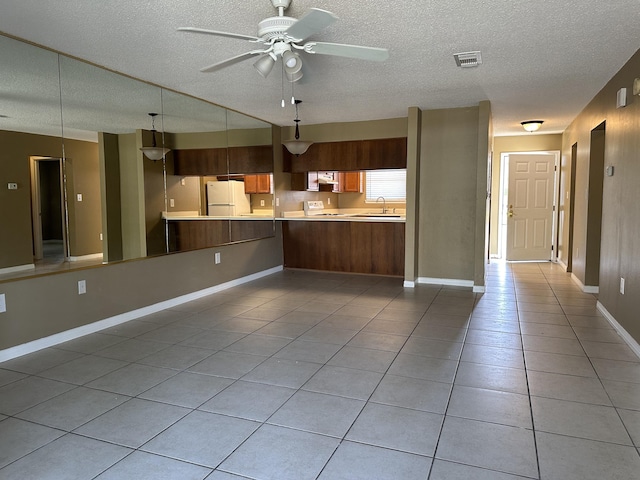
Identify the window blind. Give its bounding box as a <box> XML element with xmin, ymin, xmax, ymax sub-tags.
<box><xmin>365</xmin><ymin>169</ymin><xmax>406</xmax><ymax>202</ymax></box>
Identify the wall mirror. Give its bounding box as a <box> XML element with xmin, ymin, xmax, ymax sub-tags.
<box><xmin>0</xmin><ymin>33</ymin><xmax>274</xmax><ymax>282</ymax></box>
<box><xmin>0</xmin><ymin>35</ymin><xmax>64</xmax><ymax>276</ymax></box>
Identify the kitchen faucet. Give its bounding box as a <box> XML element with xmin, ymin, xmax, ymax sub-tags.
<box><xmin>376</xmin><ymin>196</ymin><xmax>387</xmax><ymax>214</ymax></box>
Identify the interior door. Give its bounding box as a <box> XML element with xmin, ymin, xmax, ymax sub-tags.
<box><xmin>506</xmin><ymin>153</ymin><xmax>556</xmax><ymax>261</ymax></box>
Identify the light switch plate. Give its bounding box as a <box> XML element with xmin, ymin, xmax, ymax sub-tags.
<box><xmin>78</xmin><ymin>280</ymin><xmax>86</xmax><ymax>295</ymax></box>
<box><xmin>617</xmin><ymin>88</ymin><xmax>627</xmax><ymax>108</ymax></box>
<box><xmin>633</xmin><ymin>78</ymin><xmax>640</xmax><ymax>96</ymax></box>
<box><xmin>0</xmin><ymin>293</ymin><xmax>6</xmax><ymax>313</ymax></box>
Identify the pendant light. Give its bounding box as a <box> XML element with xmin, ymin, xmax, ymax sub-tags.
<box><xmin>140</xmin><ymin>113</ymin><xmax>170</xmax><ymax>161</ymax></box>
<box><xmin>283</xmin><ymin>100</ymin><xmax>312</xmax><ymax>156</ymax></box>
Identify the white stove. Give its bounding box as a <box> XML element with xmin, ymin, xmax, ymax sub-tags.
<box><xmin>303</xmin><ymin>200</ymin><xmax>345</xmax><ymax>216</ymax></box>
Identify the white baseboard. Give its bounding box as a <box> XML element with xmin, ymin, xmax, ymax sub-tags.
<box><xmin>570</xmin><ymin>273</ymin><xmax>599</xmax><ymax>294</ymax></box>
<box><xmin>0</xmin><ymin>264</ymin><xmax>35</xmax><ymax>275</ymax></box>
<box><xmin>408</xmin><ymin>278</ymin><xmax>483</xmax><ymax>292</ymax></box>
<box><xmin>596</xmin><ymin>301</ymin><xmax>640</xmax><ymax>360</ymax></box>
<box><xmin>417</xmin><ymin>277</ymin><xmax>474</xmax><ymax>288</ymax></box>
<box><xmin>0</xmin><ymin>265</ymin><xmax>284</xmax><ymax>363</ymax></box>
<box><xmin>557</xmin><ymin>258</ymin><xmax>568</xmax><ymax>270</ymax></box>
<box><xmin>69</xmin><ymin>253</ymin><xmax>104</xmax><ymax>262</ymax></box>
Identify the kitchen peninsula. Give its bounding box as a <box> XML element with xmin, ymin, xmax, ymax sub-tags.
<box><xmin>279</xmin><ymin>203</ymin><xmax>405</xmax><ymax>276</ymax></box>
<box><xmin>163</xmin><ymin>212</ymin><xmax>275</xmax><ymax>252</ymax></box>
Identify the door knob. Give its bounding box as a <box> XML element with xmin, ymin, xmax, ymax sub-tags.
<box><xmin>508</xmin><ymin>205</ymin><xmax>514</xmax><ymax>217</ymax></box>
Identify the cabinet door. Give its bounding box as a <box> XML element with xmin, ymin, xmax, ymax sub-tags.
<box><xmin>341</xmin><ymin>172</ymin><xmax>362</xmax><ymax>192</ymax></box>
<box><xmin>244</xmin><ymin>175</ymin><xmax>257</xmax><ymax>194</ymax></box>
<box><xmin>228</xmin><ymin>145</ymin><xmax>273</xmax><ymax>173</ymax></box>
<box><xmin>174</xmin><ymin>148</ymin><xmax>228</xmax><ymax>176</ymax></box>
<box><xmin>257</xmin><ymin>174</ymin><xmax>271</xmax><ymax>193</ymax></box>
<box><xmin>361</xmin><ymin>138</ymin><xmax>407</xmax><ymax>169</ymax></box>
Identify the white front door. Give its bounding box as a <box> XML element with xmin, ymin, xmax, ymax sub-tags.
<box><xmin>506</xmin><ymin>153</ymin><xmax>556</xmax><ymax>261</ymax></box>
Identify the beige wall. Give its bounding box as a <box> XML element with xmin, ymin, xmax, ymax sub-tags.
<box><xmin>561</xmin><ymin>48</ymin><xmax>640</xmax><ymax>342</ymax></box>
<box><xmin>0</xmin><ymin>232</ymin><xmax>283</xmax><ymax>350</ymax></box>
<box><xmin>418</xmin><ymin>106</ymin><xmax>484</xmax><ymax>282</ymax></box>
<box><xmin>490</xmin><ymin>134</ymin><xmax>563</xmax><ymax>256</ymax></box>
<box><xmin>0</xmin><ymin>131</ymin><xmax>101</xmax><ymax>270</ymax></box>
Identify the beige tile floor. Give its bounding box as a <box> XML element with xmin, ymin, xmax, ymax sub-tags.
<box><xmin>0</xmin><ymin>262</ymin><xmax>639</xmax><ymax>479</ymax></box>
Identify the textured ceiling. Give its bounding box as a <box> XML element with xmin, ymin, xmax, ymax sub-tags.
<box><xmin>0</xmin><ymin>0</ymin><xmax>639</xmax><ymax>136</ymax></box>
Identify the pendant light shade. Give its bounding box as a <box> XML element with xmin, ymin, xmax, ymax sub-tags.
<box><xmin>521</xmin><ymin>120</ymin><xmax>544</xmax><ymax>132</ymax></box>
<box><xmin>140</xmin><ymin>113</ymin><xmax>170</xmax><ymax>161</ymax></box>
<box><xmin>283</xmin><ymin>100</ymin><xmax>312</xmax><ymax>156</ymax></box>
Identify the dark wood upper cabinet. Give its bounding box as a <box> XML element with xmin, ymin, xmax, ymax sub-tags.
<box><xmin>284</xmin><ymin>137</ymin><xmax>407</xmax><ymax>173</ymax></box>
<box><xmin>173</xmin><ymin>148</ymin><xmax>227</xmax><ymax>176</ymax></box>
<box><xmin>173</xmin><ymin>145</ymin><xmax>273</xmax><ymax>176</ymax></box>
<box><xmin>228</xmin><ymin>145</ymin><xmax>273</xmax><ymax>174</ymax></box>
<box><xmin>361</xmin><ymin>138</ymin><xmax>407</xmax><ymax>169</ymax></box>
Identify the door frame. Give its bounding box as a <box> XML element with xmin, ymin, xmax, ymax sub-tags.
<box><xmin>498</xmin><ymin>150</ymin><xmax>561</xmax><ymax>261</ymax></box>
<box><xmin>30</xmin><ymin>156</ymin><xmax>68</xmax><ymax>261</ymax></box>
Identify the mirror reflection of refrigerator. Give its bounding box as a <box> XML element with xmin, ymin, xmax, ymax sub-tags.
<box><xmin>207</xmin><ymin>180</ymin><xmax>251</xmax><ymax>216</ymax></box>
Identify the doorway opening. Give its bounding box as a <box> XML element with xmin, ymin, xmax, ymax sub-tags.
<box><xmin>498</xmin><ymin>151</ymin><xmax>560</xmax><ymax>261</ymax></box>
<box><xmin>30</xmin><ymin>156</ymin><xmax>68</xmax><ymax>264</ymax></box>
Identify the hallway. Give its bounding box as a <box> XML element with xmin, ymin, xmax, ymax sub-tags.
<box><xmin>0</xmin><ymin>262</ymin><xmax>638</xmax><ymax>479</ymax></box>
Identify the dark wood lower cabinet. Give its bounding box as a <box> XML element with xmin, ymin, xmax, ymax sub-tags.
<box><xmin>283</xmin><ymin>221</ymin><xmax>405</xmax><ymax>276</ymax></box>
<box><xmin>169</xmin><ymin>220</ymin><xmax>275</xmax><ymax>252</ymax></box>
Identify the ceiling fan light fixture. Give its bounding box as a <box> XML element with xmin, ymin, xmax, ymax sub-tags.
<box><xmin>285</xmin><ymin>69</ymin><xmax>303</xmax><ymax>82</ymax></box>
<box><xmin>282</xmin><ymin>50</ymin><xmax>302</xmax><ymax>75</ymax></box>
<box><xmin>140</xmin><ymin>113</ymin><xmax>170</xmax><ymax>161</ymax></box>
<box><xmin>253</xmin><ymin>54</ymin><xmax>276</xmax><ymax>78</ymax></box>
<box><xmin>521</xmin><ymin>120</ymin><xmax>544</xmax><ymax>132</ymax></box>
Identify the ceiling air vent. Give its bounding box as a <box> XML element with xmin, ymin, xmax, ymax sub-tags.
<box><xmin>454</xmin><ymin>51</ymin><xmax>482</xmax><ymax>68</ymax></box>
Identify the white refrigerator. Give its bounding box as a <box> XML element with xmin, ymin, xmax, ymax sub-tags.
<box><xmin>206</xmin><ymin>180</ymin><xmax>251</xmax><ymax>216</ymax></box>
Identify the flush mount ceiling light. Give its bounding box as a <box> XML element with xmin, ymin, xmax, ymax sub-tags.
<box><xmin>140</xmin><ymin>113</ymin><xmax>170</xmax><ymax>161</ymax></box>
<box><xmin>283</xmin><ymin>99</ymin><xmax>312</xmax><ymax>156</ymax></box>
<box><xmin>521</xmin><ymin>120</ymin><xmax>544</xmax><ymax>132</ymax></box>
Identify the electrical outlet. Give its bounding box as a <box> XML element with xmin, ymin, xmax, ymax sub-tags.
<box><xmin>181</xmin><ymin>178</ymin><xmax>186</xmax><ymax>186</ymax></box>
<box><xmin>0</xmin><ymin>293</ymin><xmax>6</xmax><ymax>313</ymax></box>
<box><xmin>260</xmin><ymin>200</ymin><xmax>265</xmax><ymax>207</ymax></box>
<box><xmin>77</xmin><ymin>193</ymin><xmax>83</xmax><ymax>202</ymax></box>
<box><xmin>276</xmin><ymin>197</ymin><xmax>280</xmax><ymax>207</ymax></box>
<box><xmin>214</xmin><ymin>252</ymin><xmax>221</xmax><ymax>264</ymax></box>
<box><xmin>170</xmin><ymin>198</ymin><xmax>175</xmax><ymax>207</ymax></box>
<box><xmin>78</xmin><ymin>280</ymin><xmax>86</xmax><ymax>295</ymax></box>
<box><xmin>620</xmin><ymin>277</ymin><xmax>625</xmax><ymax>295</ymax></box>
<box><xmin>99</xmin><ymin>233</ymin><xmax>103</xmax><ymax>241</ymax></box>
<box><xmin>327</xmin><ymin>198</ymin><xmax>331</xmax><ymax>205</ymax></box>
<box><xmin>7</xmin><ymin>182</ymin><xmax>17</xmax><ymax>190</ymax></box>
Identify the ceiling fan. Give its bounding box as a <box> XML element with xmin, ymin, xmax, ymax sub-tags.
<box><xmin>178</xmin><ymin>0</ymin><xmax>389</xmax><ymax>83</ymax></box>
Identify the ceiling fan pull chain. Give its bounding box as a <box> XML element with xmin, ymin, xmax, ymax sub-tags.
<box><xmin>281</xmin><ymin>60</ymin><xmax>286</xmax><ymax>108</ymax></box>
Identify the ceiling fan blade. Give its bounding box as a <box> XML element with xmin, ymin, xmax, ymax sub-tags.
<box><xmin>304</xmin><ymin>42</ymin><xmax>389</xmax><ymax>61</ymax></box>
<box><xmin>285</xmin><ymin>8</ymin><xmax>338</xmax><ymax>42</ymax></box>
<box><xmin>200</xmin><ymin>50</ymin><xmax>265</xmax><ymax>73</ymax></box>
<box><xmin>178</xmin><ymin>27</ymin><xmax>260</xmax><ymax>42</ymax></box>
